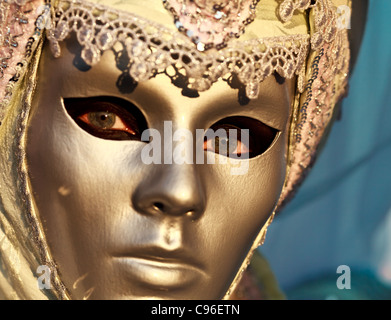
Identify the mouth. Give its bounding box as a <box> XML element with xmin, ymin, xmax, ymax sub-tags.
<box><xmin>112</xmin><ymin>247</ymin><xmax>206</xmax><ymax>290</ymax></box>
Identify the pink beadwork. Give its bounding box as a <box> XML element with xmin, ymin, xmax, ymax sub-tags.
<box><xmin>0</xmin><ymin>0</ymin><xmax>45</xmax><ymax>116</ymax></box>
<box><xmin>163</xmin><ymin>0</ymin><xmax>259</xmax><ymax>51</ymax></box>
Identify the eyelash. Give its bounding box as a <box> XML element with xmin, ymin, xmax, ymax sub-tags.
<box><xmin>64</xmin><ymin>96</ymin><xmax>278</xmax><ymax>158</ymax></box>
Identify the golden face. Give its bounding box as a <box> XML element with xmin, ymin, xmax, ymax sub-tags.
<box><xmin>25</xmin><ymin>5</ymin><xmax>295</xmax><ymax>299</ymax></box>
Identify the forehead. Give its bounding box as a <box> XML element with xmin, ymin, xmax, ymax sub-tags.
<box><xmin>85</xmin><ymin>0</ymin><xmax>308</xmax><ymax>39</ymax></box>
<box><xmin>37</xmin><ymin>36</ymin><xmax>295</xmax><ymax>132</ymax></box>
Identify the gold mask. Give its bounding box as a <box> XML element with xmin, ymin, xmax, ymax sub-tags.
<box><xmin>0</xmin><ymin>0</ymin><xmax>351</xmax><ymax>299</ymax></box>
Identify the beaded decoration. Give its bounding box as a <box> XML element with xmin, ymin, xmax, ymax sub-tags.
<box><xmin>0</xmin><ymin>0</ymin><xmax>348</xmax><ymax>112</ymax></box>
<box><xmin>0</xmin><ymin>0</ymin><xmax>46</xmax><ymax>123</ymax></box>
<box><xmin>46</xmin><ymin>0</ymin><xmax>310</xmax><ymax>101</ymax></box>
<box><xmin>162</xmin><ymin>0</ymin><xmax>260</xmax><ymax>52</ymax></box>
<box><xmin>277</xmin><ymin>0</ymin><xmax>351</xmax><ymax>210</ymax></box>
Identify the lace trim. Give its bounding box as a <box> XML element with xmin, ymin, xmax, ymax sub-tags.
<box><xmin>46</xmin><ymin>0</ymin><xmax>310</xmax><ymax>99</ymax></box>
<box><xmin>279</xmin><ymin>0</ymin><xmax>314</xmax><ymax>22</ymax></box>
<box><xmin>162</xmin><ymin>0</ymin><xmax>260</xmax><ymax>52</ymax></box>
<box><xmin>310</xmin><ymin>0</ymin><xmax>339</xmax><ymax>50</ymax></box>
<box><xmin>277</xmin><ymin>29</ymin><xmax>350</xmax><ymax>211</ymax></box>
<box><xmin>279</xmin><ymin>0</ymin><xmax>339</xmax><ymax>51</ymax></box>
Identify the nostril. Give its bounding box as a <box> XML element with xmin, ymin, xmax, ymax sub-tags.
<box><xmin>152</xmin><ymin>202</ymin><xmax>165</xmax><ymax>212</ymax></box>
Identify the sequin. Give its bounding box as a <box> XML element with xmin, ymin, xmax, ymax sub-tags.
<box><xmin>78</xmin><ymin>25</ymin><xmax>94</xmax><ymax>45</ymax></box>
<box><xmin>245</xmin><ymin>81</ymin><xmax>259</xmax><ymax>99</ymax></box>
<box><xmin>46</xmin><ymin>0</ymin><xmax>310</xmax><ymax>97</ymax></box>
<box><xmin>164</xmin><ymin>0</ymin><xmax>260</xmax><ymax>51</ymax></box>
<box><xmin>97</xmin><ymin>31</ymin><xmax>115</xmax><ymax>51</ymax></box>
<box><xmin>81</xmin><ymin>45</ymin><xmax>101</xmax><ymax>65</ymax></box>
<box><xmin>129</xmin><ymin>62</ymin><xmax>150</xmax><ymax>82</ymax></box>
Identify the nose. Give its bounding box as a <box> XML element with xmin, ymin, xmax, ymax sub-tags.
<box><xmin>132</xmin><ymin>162</ymin><xmax>206</xmax><ymax>220</ymax></box>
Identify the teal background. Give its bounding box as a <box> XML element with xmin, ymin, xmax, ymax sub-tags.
<box><xmin>261</xmin><ymin>0</ymin><xmax>391</xmax><ymax>299</ymax></box>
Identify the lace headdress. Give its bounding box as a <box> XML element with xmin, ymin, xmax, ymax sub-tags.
<box><xmin>0</xmin><ymin>0</ymin><xmax>351</xmax><ymax>299</ymax></box>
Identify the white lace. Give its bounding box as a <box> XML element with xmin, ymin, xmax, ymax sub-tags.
<box><xmin>46</xmin><ymin>0</ymin><xmax>310</xmax><ymax>99</ymax></box>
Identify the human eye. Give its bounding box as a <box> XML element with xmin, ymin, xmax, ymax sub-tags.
<box><xmin>63</xmin><ymin>96</ymin><xmax>148</xmax><ymax>141</ymax></box>
<box><xmin>203</xmin><ymin>116</ymin><xmax>279</xmax><ymax>159</ymax></box>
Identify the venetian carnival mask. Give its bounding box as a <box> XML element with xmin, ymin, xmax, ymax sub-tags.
<box><xmin>0</xmin><ymin>0</ymin><xmax>351</xmax><ymax>299</ymax></box>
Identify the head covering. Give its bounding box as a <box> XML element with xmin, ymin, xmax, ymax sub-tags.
<box><xmin>0</xmin><ymin>0</ymin><xmax>351</xmax><ymax>299</ymax></box>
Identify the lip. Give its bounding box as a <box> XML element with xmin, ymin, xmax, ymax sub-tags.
<box><xmin>112</xmin><ymin>247</ymin><xmax>206</xmax><ymax>290</ymax></box>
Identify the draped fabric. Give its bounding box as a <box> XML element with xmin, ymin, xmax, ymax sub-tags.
<box><xmin>261</xmin><ymin>0</ymin><xmax>391</xmax><ymax>299</ymax></box>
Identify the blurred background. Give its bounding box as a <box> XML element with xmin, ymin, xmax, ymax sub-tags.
<box><xmin>259</xmin><ymin>0</ymin><xmax>391</xmax><ymax>300</ymax></box>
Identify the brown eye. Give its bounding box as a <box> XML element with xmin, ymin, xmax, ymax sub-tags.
<box><xmin>203</xmin><ymin>124</ymin><xmax>251</xmax><ymax>156</ymax></box>
<box><xmin>85</xmin><ymin>112</ymin><xmax>117</xmax><ymax>129</ymax></box>
<box><xmin>64</xmin><ymin>96</ymin><xmax>148</xmax><ymax>141</ymax></box>
<box><xmin>78</xmin><ymin>111</ymin><xmax>137</xmax><ymax>136</ymax></box>
<box><xmin>204</xmin><ymin>116</ymin><xmax>279</xmax><ymax>159</ymax></box>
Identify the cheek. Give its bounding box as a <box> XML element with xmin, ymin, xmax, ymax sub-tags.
<box><xmin>26</xmin><ymin>101</ymin><xmax>146</xmax><ymax>253</ymax></box>
<box><xmin>200</xmin><ymin>133</ymin><xmax>287</xmax><ymax>268</ymax></box>
<box><xmin>213</xmin><ymin>133</ymin><xmax>286</xmax><ymax>217</ymax></box>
